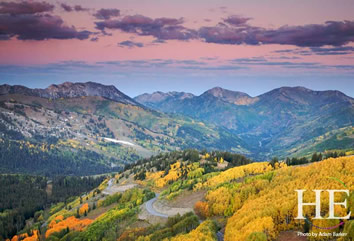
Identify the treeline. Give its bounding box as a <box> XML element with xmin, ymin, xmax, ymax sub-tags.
<box><xmin>0</xmin><ymin>139</ymin><xmax>120</xmax><ymax>176</ymax></box>
<box><xmin>50</xmin><ymin>176</ymin><xmax>106</xmax><ymax>203</ymax></box>
<box><xmin>125</xmin><ymin>149</ymin><xmax>251</xmax><ymax>179</ymax></box>
<box><xmin>0</xmin><ymin>174</ymin><xmax>105</xmax><ymax>240</ymax></box>
<box><xmin>271</xmin><ymin>150</ymin><xmax>347</xmax><ymax>166</ymax></box>
<box><xmin>0</xmin><ymin>175</ymin><xmax>47</xmax><ymax>239</ymax></box>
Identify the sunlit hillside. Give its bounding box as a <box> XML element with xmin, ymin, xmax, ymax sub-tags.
<box><xmin>3</xmin><ymin>153</ymin><xmax>352</xmax><ymax>241</ymax></box>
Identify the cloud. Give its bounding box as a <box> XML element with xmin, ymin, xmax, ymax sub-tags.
<box><xmin>198</xmin><ymin>24</ymin><xmax>261</xmax><ymax>45</ymax></box>
<box><xmin>180</xmin><ymin>65</ymin><xmax>245</xmax><ymax>71</ymax></box>
<box><xmin>311</xmin><ymin>46</ymin><xmax>354</xmax><ymax>55</ymax></box>
<box><xmin>96</xmin><ymin>59</ymin><xmax>208</xmax><ymax>69</ymax></box>
<box><xmin>93</xmin><ymin>8</ymin><xmax>120</xmax><ymax>20</ymax></box>
<box><xmin>60</xmin><ymin>3</ymin><xmax>88</xmax><ymax>12</ymax></box>
<box><xmin>230</xmin><ymin>57</ymin><xmax>321</xmax><ymax>69</ymax></box>
<box><xmin>96</xmin><ymin>57</ymin><xmax>323</xmax><ymax>71</ymax></box>
<box><xmin>73</xmin><ymin>5</ymin><xmax>87</xmax><ymax>11</ymax></box>
<box><xmin>275</xmin><ymin>46</ymin><xmax>354</xmax><ymax>56</ymax></box>
<box><xmin>60</xmin><ymin>3</ymin><xmax>71</xmax><ymax>12</ymax></box>
<box><xmin>94</xmin><ymin>12</ymin><xmax>354</xmax><ymax>47</ymax></box>
<box><xmin>118</xmin><ymin>40</ymin><xmax>144</xmax><ymax>48</ymax></box>
<box><xmin>0</xmin><ymin>0</ymin><xmax>54</xmax><ymax>14</ymax></box>
<box><xmin>95</xmin><ymin>59</ymin><xmax>247</xmax><ymax>71</ymax></box>
<box><xmin>260</xmin><ymin>21</ymin><xmax>354</xmax><ymax>47</ymax></box>
<box><xmin>271</xmin><ymin>56</ymin><xmax>302</xmax><ymax>60</ymax></box>
<box><xmin>331</xmin><ymin>65</ymin><xmax>354</xmax><ymax>70</ymax></box>
<box><xmin>90</xmin><ymin>37</ymin><xmax>99</xmax><ymax>42</ymax></box>
<box><xmin>0</xmin><ymin>61</ymin><xmax>102</xmax><ymax>76</ymax></box>
<box><xmin>0</xmin><ymin>14</ymin><xmax>91</xmax><ymax>40</ymax></box>
<box><xmin>95</xmin><ymin>14</ymin><xmax>197</xmax><ymax>41</ymax></box>
<box><xmin>199</xmin><ymin>19</ymin><xmax>354</xmax><ymax>47</ymax></box>
<box><xmin>223</xmin><ymin>15</ymin><xmax>251</xmax><ymax>26</ymax></box>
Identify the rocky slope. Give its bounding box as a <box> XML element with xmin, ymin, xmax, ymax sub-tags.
<box><xmin>0</xmin><ymin>82</ymin><xmax>248</xmax><ymax>175</ymax></box>
<box><xmin>0</xmin><ymin>81</ymin><xmax>140</xmax><ymax>106</ymax></box>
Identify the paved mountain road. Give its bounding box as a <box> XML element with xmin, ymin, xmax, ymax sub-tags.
<box><xmin>145</xmin><ymin>194</ymin><xmax>168</xmax><ymax>218</ymax></box>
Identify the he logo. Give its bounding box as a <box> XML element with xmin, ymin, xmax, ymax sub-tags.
<box><xmin>295</xmin><ymin>189</ymin><xmax>351</xmax><ymax>220</ymax></box>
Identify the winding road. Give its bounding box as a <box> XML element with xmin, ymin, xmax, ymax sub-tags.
<box><xmin>103</xmin><ymin>180</ymin><xmax>224</xmax><ymax>240</ymax></box>
<box><xmin>145</xmin><ymin>193</ymin><xmax>168</xmax><ymax>218</ymax></box>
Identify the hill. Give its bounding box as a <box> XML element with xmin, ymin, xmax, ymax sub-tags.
<box><xmin>0</xmin><ymin>82</ymin><xmax>247</xmax><ymax>176</ymax></box>
<box><xmin>0</xmin><ymin>82</ymin><xmax>140</xmax><ymax>106</ymax></box>
<box><xmin>3</xmin><ymin>152</ymin><xmax>352</xmax><ymax>241</ymax></box>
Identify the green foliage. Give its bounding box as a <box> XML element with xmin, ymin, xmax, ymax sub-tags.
<box><xmin>0</xmin><ymin>174</ymin><xmax>47</xmax><ymax>239</ymax></box>
<box><xmin>50</xmin><ymin>202</ymin><xmax>66</xmax><ymax>216</ymax></box>
<box><xmin>51</xmin><ymin>176</ymin><xmax>105</xmax><ymax>203</ymax></box>
<box><xmin>285</xmin><ymin>156</ymin><xmax>308</xmax><ymax>166</ymax></box>
<box><xmin>286</xmin><ymin>150</ymin><xmax>347</xmax><ymax>166</ymax></box>
<box><xmin>129</xmin><ymin>149</ymin><xmax>251</xmax><ymax>183</ymax></box>
<box><xmin>0</xmin><ymin>174</ymin><xmax>105</xmax><ymax>240</ymax></box>
<box><xmin>0</xmin><ymin>139</ymin><xmax>120</xmax><ymax>176</ymax></box>
<box><xmin>160</xmin><ymin>179</ymin><xmax>193</xmax><ymax>200</ymax></box>
<box><xmin>171</xmin><ymin>214</ymin><xmax>199</xmax><ymax>235</ymax></box>
<box><xmin>74</xmin><ymin>188</ymin><xmax>155</xmax><ymax>240</ymax></box>
<box><xmin>101</xmin><ymin>193</ymin><xmax>122</xmax><ymax>207</ymax></box>
<box><xmin>77</xmin><ymin>208</ymin><xmax>136</xmax><ymax>241</ymax></box>
<box><xmin>245</xmin><ymin>232</ymin><xmax>267</xmax><ymax>241</ymax></box>
<box><xmin>269</xmin><ymin>157</ymin><xmax>279</xmax><ymax>168</ymax></box>
<box><xmin>134</xmin><ymin>212</ymin><xmax>200</xmax><ymax>241</ymax></box>
<box><xmin>340</xmin><ymin>221</ymin><xmax>354</xmax><ymax>241</ymax></box>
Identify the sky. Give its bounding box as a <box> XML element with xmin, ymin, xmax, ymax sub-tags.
<box><xmin>0</xmin><ymin>0</ymin><xmax>354</xmax><ymax>97</ymax></box>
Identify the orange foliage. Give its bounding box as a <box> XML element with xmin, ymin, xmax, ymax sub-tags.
<box><xmin>79</xmin><ymin>203</ymin><xmax>89</xmax><ymax>216</ymax></box>
<box><xmin>117</xmin><ymin>227</ymin><xmax>147</xmax><ymax>241</ymax></box>
<box><xmin>49</xmin><ymin>215</ymin><xmax>64</xmax><ymax>228</ymax></box>
<box><xmin>45</xmin><ymin>216</ymin><xmax>92</xmax><ymax>238</ymax></box>
<box><xmin>10</xmin><ymin>235</ymin><xmax>22</xmax><ymax>241</ymax></box>
<box><xmin>9</xmin><ymin>230</ymin><xmax>39</xmax><ymax>241</ymax></box>
<box><xmin>194</xmin><ymin>201</ymin><xmax>209</xmax><ymax>219</ymax></box>
<box><xmin>23</xmin><ymin>230</ymin><xmax>39</xmax><ymax>241</ymax></box>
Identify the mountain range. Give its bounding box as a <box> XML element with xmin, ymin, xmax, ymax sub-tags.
<box><xmin>135</xmin><ymin>85</ymin><xmax>354</xmax><ymax>157</ymax></box>
<box><xmin>0</xmin><ymin>82</ymin><xmax>139</xmax><ymax>106</ymax></box>
<box><xmin>0</xmin><ymin>82</ymin><xmax>353</xmax><ymax>175</ymax></box>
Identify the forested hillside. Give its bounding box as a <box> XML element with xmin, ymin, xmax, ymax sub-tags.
<box><xmin>0</xmin><ymin>175</ymin><xmax>105</xmax><ymax>240</ymax></box>
<box><xmin>0</xmin><ymin>82</ymin><xmax>250</xmax><ymax>176</ymax></box>
<box><xmin>3</xmin><ymin>152</ymin><xmax>352</xmax><ymax>241</ymax></box>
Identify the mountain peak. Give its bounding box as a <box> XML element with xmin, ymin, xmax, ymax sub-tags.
<box><xmin>258</xmin><ymin>86</ymin><xmax>353</xmax><ymax>105</ymax></box>
<box><xmin>203</xmin><ymin>87</ymin><xmax>258</xmax><ymax>105</ymax></box>
<box><xmin>135</xmin><ymin>91</ymin><xmax>194</xmax><ymax>104</ymax></box>
<box><xmin>0</xmin><ymin>82</ymin><xmax>140</xmax><ymax>106</ymax></box>
<box><xmin>276</xmin><ymin>86</ymin><xmax>312</xmax><ymax>93</ymax></box>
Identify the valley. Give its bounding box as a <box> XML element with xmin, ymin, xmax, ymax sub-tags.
<box><xmin>1</xmin><ymin>0</ymin><xmax>354</xmax><ymax>239</ymax></box>
<box><xmin>0</xmin><ymin>82</ymin><xmax>353</xmax><ymax>241</ymax></box>
<box><xmin>135</xmin><ymin>86</ymin><xmax>354</xmax><ymax>159</ymax></box>
<box><xmin>1</xmin><ymin>82</ymin><xmax>353</xmax><ymax>176</ymax></box>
